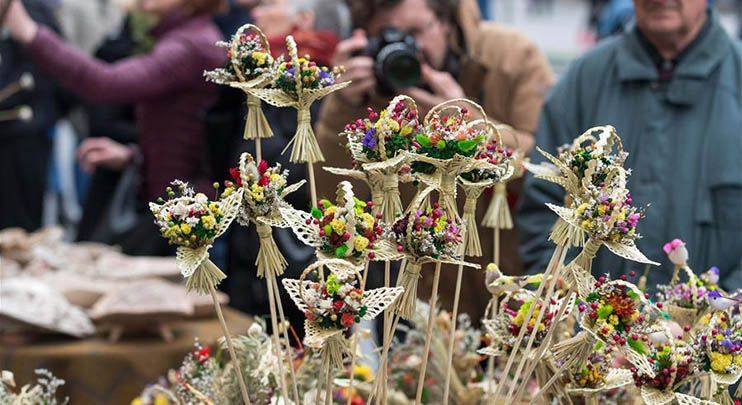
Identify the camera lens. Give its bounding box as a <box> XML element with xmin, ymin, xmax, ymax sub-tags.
<box><xmin>376</xmin><ymin>43</ymin><xmax>421</xmax><ymax>90</ymax></box>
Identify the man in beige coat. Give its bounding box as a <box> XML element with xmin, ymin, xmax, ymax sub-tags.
<box><xmin>314</xmin><ymin>0</ymin><xmax>554</xmax><ymax>320</ymax></box>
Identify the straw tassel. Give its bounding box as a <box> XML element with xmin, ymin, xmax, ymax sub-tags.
<box><xmin>463</xmin><ymin>194</ymin><xmax>482</xmax><ymax>257</ymax></box>
<box><xmin>439</xmin><ymin>173</ymin><xmax>458</xmax><ymax>220</ymax></box>
<box><xmin>244</xmin><ymin>93</ymin><xmax>273</xmax><ymax>140</ymax></box>
<box><xmin>381</xmin><ymin>173</ymin><xmax>403</xmax><ymax>223</ymax></box>
<box><xmin>550</xmin><ymin>218</ymin><xmax>585</xmax><ymax>247</ymax></box>
<box><xmin>285</xmin><ymin>105</ymin><xmax>324</xmax><ymax>163</ymax></box>
<box><xmin>256</xmin><ymin>223</ymin><xmax>287</xmax><ymax>279</ymax></box>
<box><xmin>572</xmin><ymin>238</ymin><xmax>601</xmax><ymax>276</ymax></box>
<box><xmin>551</xmin><ymin>330</ymin><xmax>591</xmax><ymax>368</ymax></box>
<box><xmin>482</xmin><ymin>182</ymin><xmax>512</xmax><ymax>229</ymax></box>
<box><xmin>324</xmin><ymin>334</ymin><xmax>348</xmax><ymax>369</ymax></box>
<box><xmin>394</xmin><ymin>262</ymin><xmax>423</xmax><ymax>319</ymax></box>
<box><xmin>186</xmin><ymin>258</ymin><xmax>227</xmax><ymax>295</ymax></box>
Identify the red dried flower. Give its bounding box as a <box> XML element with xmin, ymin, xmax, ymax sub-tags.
<box><xmin>229</xmin><ymin>167</ymin><xmax>242</xmax><ymax>187</ymax></box>
<box><xmin>342</xmin><ymin>312</ymin><xmax>355</xmax><ymax>328</ymax></box>
<box><xmin>258</xmin><ymin>159</ymin><xmax>268</xmax><ymax>175</ymax></box>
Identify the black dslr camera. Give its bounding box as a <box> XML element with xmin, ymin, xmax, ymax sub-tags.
<box><xmin>357</xmin><ymin>27</ymin><xmax>422</xmax><ymax>95</ymax></box>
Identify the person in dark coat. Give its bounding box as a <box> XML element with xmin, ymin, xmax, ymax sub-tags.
<box><xmin>0</xmin><ymin>0</ymin><xmax>63</xmax><ymax>232</ymax></box>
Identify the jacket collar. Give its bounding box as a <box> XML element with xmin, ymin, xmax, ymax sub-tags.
<box><xmin>615</xmin><ymin>10</ymin><xmax>730</xmax><ymax>105</ymax></box>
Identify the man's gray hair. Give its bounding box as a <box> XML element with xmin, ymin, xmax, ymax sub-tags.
<box><xmin>289</xmin><ymin>0</ymin><xmax>352</xmax><ymax>38</ymax></box>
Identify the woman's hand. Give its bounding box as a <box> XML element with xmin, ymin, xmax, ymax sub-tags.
<box><xmin>77</xmin><ymin>137</ymin><xmax>134</xmax><ymax>173</ymax></box>
<box><xmin>4</xmin><ymin>0</ymin><xmax>38</xmax><ymax>44</ymax></box>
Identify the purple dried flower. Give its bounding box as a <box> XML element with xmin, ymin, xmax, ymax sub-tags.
<box><xmin>362</xmin><ymin>128</ymin><xmax>377</xmax><ymax>149</ymax></box>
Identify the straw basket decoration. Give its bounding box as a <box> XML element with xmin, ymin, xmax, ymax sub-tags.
<box><xmin>550</xmin><ymin>279</ymin><xmax>656</xmax><ymax>376</ymax></box>
<box><xmin>457</xmin><ymin>123</ymin><xmax>514</xmax><ymax>257</ymax></box>
<box><xmin>352</xmin><ymin>95</ymin><xmax>420</xmax><ymax>222</ymax></box>
<box><xmin>235</xmin><ymin>152</ymin><xmax>306</xmax><ymax>278</ymax></box>
<box><xmin>526</xmin><ymin>126</ymin><xmax>626</xmax><ymax>248</ymax></box>
<box><xmin>546</xmin><ymin>167</ymin><xmax>659</xmax><ymax>299</ymax></box>
<box><xmin>625</xmin><ymin>325</ymin><xmax>709</xmax><ymax>405</ymax></box>
<box><xmin>248</xmin><ymin>36</ymin><xmax>349</xmax><ymax>163</ymax></box>
<box><xmin>204</xmin><ymin>24</ymin><xmax>277</xmax><ymax>140</ymax></box>
<box><xmin>149</xmin><ymin>187</ymin><xmax>243</xmax><ymax>295</ymax></box>
<box><xmin>281</xmin><ymin>258</ymin><xmax>403</xmax><ymax>369</ymax></box>
<box><xmin>478</xmin><ymin>289</ymin><xmax>572</xmax><ymax>359</ymax></box>
<box><xmin>566</xmin><ymin>368</ymin><xmax>633</xmax><ymax>405</ymax></box>
<box><xmin>704</xmin><ymin>312</ymin><xmax>742</xmax><ymax>387</ymax></box>
<box><xmin>387</xmin><ymin>207</ymin><xmax>478</xmax><ymax>320</ymax></box>
<box><xmin>663</xmin><ymin>265</ymin><xmax>704</xmax><ymax>329</ymax></box>
<box><xmin>403</xmin><ymin>99</ymin><xmax>497</xmax><ymax>222</ymax></box>
<box><xmin>278</xmin><ymin>181</ymin><xmax>403</xmax><ymax>269</ymax></box>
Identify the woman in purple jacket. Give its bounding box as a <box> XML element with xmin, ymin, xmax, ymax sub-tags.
<box><xmin>4</xmin><ymin>0</ymin><xmax>227</xmax><ymax>202</ymax></box>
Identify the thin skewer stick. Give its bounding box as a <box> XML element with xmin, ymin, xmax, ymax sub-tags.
<box><xmin>485</xmin><ymin>227</ymin><xmax>501</xmax><ymax>403</ymax></box>
<box><xmin>382</xmin><ymin>260</ymin><xmax>391</xmax><ymax>404</ymax></box>
<box><xmin>270</xmin><ymin>277</ymin><xmax>300</xmax><ymax>403</ymax></box>
<box><xmin>414</xmin><ymin>261</ymin><xmax>442</xmax><ymax>405</ymax></box>
<box><xmin>266</xmin><ymin>274</ymin><xmax>290</xmax><ymax>404</ymax></box>
<box><xmin>511</xmin><ymin>283</ymin><xmax>575</xmax><ymax>403</ymax></box>
<box><xmin>210</xmin><ymin>285</ymin><xmax>252</xmax><ymax>404</ymax></box>
<box><xmin>442</xmin><ymin>229</ymin><xmax>471</xmax><ymax>404</ymax></box>
<box><xmin>504</xmin><ymin>246</ymin><xmax>568</xmax><ymax>403</ymax></box>
<box><xmin>346</xmin><ymin>261</ymin><xmax>371</xmax><ymax>405</ymax></box>
<box><xmin>490</xmin><ymin>244</ymin><xmax>566</xmax><ymax>400</ymax></box>
<box><xmin>255</xmin><ymin>138</ymin><xmax>262</xmax><ymax>163</ymax></box>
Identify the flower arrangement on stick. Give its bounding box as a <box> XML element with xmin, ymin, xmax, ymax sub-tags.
<box><xmin>279</xmin><ymin>181</ymin><xmax>402</xmax><ymax>267</ymax></box>
<box><xmin>564</xmin><ymin>344</ymin><xmax>633</xmax><ymax>405</ymax></box>
<box><xmin>697</xmin><ymin>313</ymin><xmax>742</xmax><ymax>389</ymax></box>
<box><xmin>149</xmin><ymin>181</ymin><xmax>251</xmax><ymax>404</ymax></box>
<box><xmin>335</xmin><ymin>95</ymin><xmax>421</xmax><ymax>223</ymax></box>
<box><xmin>403</xmin><ymin>99</ymin><xmax>494</xmax><ymax>220</ymax></box>
<box><xmin>656</xmin><ymin>240</ymin><xmax>721</xmax><ymax>331</ymax></box>
<box><xmin>626</xmin><ymin>326</ymin><xmax>702</xmax><ymax>405</ymax></box>
<box><xmin>205</xmin><ymin>24</ymin><xmax>277</xmax><ymax>142</ymax></box>
<box><xmin>232</xmin><ymin>152</ymin><xmax>305</xmax><ymax>278</ymax></box>
<box><xmin>282</xmin><ymin>258</ymin><xmax>403</xmax><ymax>405</ymax></box>
<box><xmin>386</xmin><ymin>204</ymin><xmax>473</xmax><ymax>319</ymax></box>
<box><xmin>248</xmin><ymin>35</ymin><xmax>348</xmax><ymax>164</ymax></box>
<box><xmin>457</xmin><ymin>129</ymin><xmax>513</xmax><ymax>257</ymax></box>
<box><xmin>230</xmin><ymin>152</ymin><xmax>306</xmax><ymax>404</ymax></box>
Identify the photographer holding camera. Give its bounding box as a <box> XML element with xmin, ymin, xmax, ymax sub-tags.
<box><xmin>315</xmin><ymin>0</ymin><xmax>554</xmax><ymax>320</ymax></box>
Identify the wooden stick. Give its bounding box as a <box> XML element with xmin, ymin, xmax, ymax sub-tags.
<box><xmin>210</xmin><ymin>285</ymin><xmax>251</xmax><ymax>404</ymax></box>
<box><xmin>255</xmin><ymin>137</ymin><xmax>262</xmax><ymax>163</ymax></box>
<box><xmin>370</xmin><ymin>259</ymin><xmax>407</xmax><ymax>404</ymax></box>
<box><xmin>325</xmin><ymin>359</ymin><xmax>333</xmax><ymax>405</ymax></box>
<box><xmin>491</xmin><ymin>244</ymin><xmax>565</xmax><ymax>401</ymax></box>
<box><xmin>415</xmin><ymin>261</ymin><xmax>442</xmax><ymax>405</ymax></box>
<box><xmin>307</xmin><ymin>162</ymin><xmax>318</xmax><ymax>208</ymax></box>
<box><xmin>347</xmin><ymin>261</ymin><xmax>371</xmax><ymax>405</ymax></box>
<box><xmin>382</xmin><ymin>260</ymin><xmax>391</xmax><ymax>405</ymax></box>
<box><xmin>494</xmin><ymin>227</ymin><xmax>500</xmax><ymax>265</ymax></box>
<box><xmin>511</xmin><ymin>283</ymin><xmax>575</xmax><ymax>403</ymax></box>
<box><xmin>307</xmin><ymin>162</ymin><xmax>324</xmax><ymax>279</ymax></box>
<box><xmin>316</xmin><ymin>356</ymin><xmax>326</xmax><ymax>405</ymax></box>
<box><xmin>266</xmin><ymin>275</ymin><xmax>290</xmax><ymax>404</ymax></box>
<box><xmin>504</xmin><ymin>246</ymin><xmax>568</xmax><ymax>403</ymax></box>
<box><xmin>270</xmin><ymin>277</ymin><xmax>301</xmax><ymax>404</ymax></box>
<box><xmin>485</xmin><ymin>227</ymin><xmax>501</xmax><ymax>403</ymax></box>
<box><xmin>442</xmin><ymin>262</ymin><xmax>464</xmax><ymax>404</ymax></box>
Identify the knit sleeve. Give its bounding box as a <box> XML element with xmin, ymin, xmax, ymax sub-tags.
<box><xmin>27</xmin><ymin>25</ymin><xmax>200</xmax><ymax>104</ymax></box>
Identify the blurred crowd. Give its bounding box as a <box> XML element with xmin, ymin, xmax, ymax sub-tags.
<box><xmin>1</xmin><ymin>0</ymin><xmax>740</xmax><ymax>328</ymax></box>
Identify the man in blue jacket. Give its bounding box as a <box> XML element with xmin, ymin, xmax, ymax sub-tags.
<box><xmin>518</xmin><ymin>0</ymin><xmax>742</xmax><ymax>291</ymax></box>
